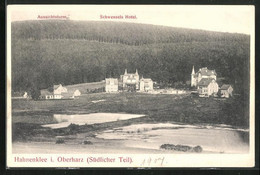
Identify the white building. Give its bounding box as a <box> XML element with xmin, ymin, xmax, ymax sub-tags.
<box><xmin>197</xmin><ymin>78</ymin><xmax>219</xmax><ymax>97</ymax></box>
<box><xmin>120</xmin><ymin>69</ymin><xmax>139</xmax><ymax>91</ymax></box>
<box><xmin>191</xmin><ymin>66</ymin><xmax>217</xmax><ymax>87</ymax></box>
<box><xmin>105</xmin><ymin>78</ymin><xmax>118</xmax><ymax>92</ymax></box>
<box><xmin>140</xmin><ymin>78</ymin><xmax>153</xmax><ymax>92</ymax></box>
<box><xmin>40</xmin><ymin>89</ymin><xmax>54</xmax><ymax>99</ymax></box>
<box><xmin>23</xmin><ymin>92</ymin><xmax>28</xmax><ymax>98</ymax></box>
<box><xmin>40</xmin><ymin>84</ymin><xmax>80</xmax><ymax>100</ymax></box>
<box><xmin>53</xmin><ymin>84</ymin><xmax>67</xmax><ymax>94</ymax></box>
<box><xmin>73</xmin><ymin>89</ymin><xmax>81</xmax><ymax>97</ymax></box>
<box><xmin>220</xmin><ymin>84</ymin><xmax>233</xmax><ymax>98</ymax></box>
<box><xmin>52</xmin><ymin>84</ymin><xmax>67</xmax><ymax>99</ymax></box>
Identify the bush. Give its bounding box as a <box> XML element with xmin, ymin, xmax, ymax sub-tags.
<box><xmin>160</xmin><ymin>144</ymin><xmax>203</xmax><ymax>153</ymax></box>
<box><xmin>56</xmin><ymin>138</ymin><xmax>65</xmax><ymax>144</ymax></box>
<box><xmin>83</xmin><ymin>140</ymin><xmax>93</xmax><ymax>145</ymax></box>
<box><xmin>30</xmin><ymin>85</ymin><xmax>41</xmax><ymax>100</ymax></box>
<box><xmin>192</xmin><ymin>145</ymin><xmax>203</xmax><ymax>153</ymax></box>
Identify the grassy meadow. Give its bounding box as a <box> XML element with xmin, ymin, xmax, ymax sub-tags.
<box><xmin>12</xmin><ymin>92</ymin><xmax>248</xmax><ymax>126</ymax></box>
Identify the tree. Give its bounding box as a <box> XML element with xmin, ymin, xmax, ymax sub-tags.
<box><xmin>217</xmin><ymin>90</ymin><xmax>222</xmax><ymax>98</ymax></box>
<box><xmin>30</xmin><ymin>84</ymin><xmax>41</xmax><ymax>100</ymax></box>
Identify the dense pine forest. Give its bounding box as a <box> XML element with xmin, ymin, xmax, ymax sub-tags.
<box><xmin>11</xmin><ymin>20</ymin><xmax>250</xmax><ymax>96</ymax></box>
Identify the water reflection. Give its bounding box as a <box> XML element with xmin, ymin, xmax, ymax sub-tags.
<box><xmin>42</xmin><ymin>113</ymin><xmax>145</xmax><ymax>129</ymax></box>
<box><xmin>97</xmin><ymin>123</ymin><xmax>249</xmax><ymax>153</ymax></box>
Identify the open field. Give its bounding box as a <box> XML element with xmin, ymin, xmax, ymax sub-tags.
<box><xmin>12</xmin><ymin>92</ymin><xmax>248</xmax><ymax>127</ymax></box>
<box><xmin>65</xmin><ymin>81</ymin><xmax>105</xmax><ymax>94</ymax></box>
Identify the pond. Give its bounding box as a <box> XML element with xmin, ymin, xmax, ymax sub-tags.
<box><xmin>42</xmin><ymin>113</ymin><xmax>146</xmax><ymax>129</ymax></box>
<box><xmin>96</xmin><ymin>123</ymin><xmax>249</xmax><ymax>153</ymax></box>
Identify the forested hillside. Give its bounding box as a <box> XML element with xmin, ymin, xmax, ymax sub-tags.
<box><xmin>11</xmin><ymin>20</ymin><xmax>250</xmax><ymax>96</ymax></box>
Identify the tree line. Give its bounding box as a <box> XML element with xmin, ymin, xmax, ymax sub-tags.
<box><xmin>12</xmin><ymin>20</ymin><xmax>249</xmax><ymax>46</ymax></box>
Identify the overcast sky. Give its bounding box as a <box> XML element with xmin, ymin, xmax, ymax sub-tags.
<box><xmin>8</xmin><ymin>5</ymin><xmax>254</xmax><ymax>34</ymax></box>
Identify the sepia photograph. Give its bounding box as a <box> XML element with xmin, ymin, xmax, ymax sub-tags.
<box><xmin>6</xmin><ymin>5</ymin><xmax>255</xmax><ymax>167</ymax></box>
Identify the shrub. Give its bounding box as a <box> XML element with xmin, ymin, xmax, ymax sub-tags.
<box><xmin>30</xmin><ymin>85</ymin><xmax>41</xmax><ymax>100</ymax></box>
<box><xmin>56</xmin><ymin>138</ymin><xmax>65</xmax><ymax>144</ymax></box>
<box><xmin>83</xmin><ymin>140</ymin><xmax>93</xmax><ymax>145</ymax></box>
<box><xmin>193</xmin><ymin>145</ymin><xmax>203</xmax><ymax>153</ymax></box>
<box><xmin>160</xmin><ymin>144</ymin><xmax>203</xmax><ymax>153</ymax></box>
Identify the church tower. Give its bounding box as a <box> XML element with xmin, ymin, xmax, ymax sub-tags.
<box><xmin>191</xmin><ymin>66</ymin><xmax>196</xmax><ymax>87</ymax></box>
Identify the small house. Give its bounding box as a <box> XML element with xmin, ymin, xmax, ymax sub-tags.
<box><xmin>40</xmin><ymin>84</ymin><xmax>79</xmax><ymax>100</ymax></box>
<box><xmin>61</xmin><ymin>91</ymin><xmax>75</xmax><ymax>99</ymax></box>
<box><xmin>197</xmin><ymin>78</ymin><xmax>219</xmax><ymax>97</ymax></box>
<box><xmin>53</xmin><ymin>84</ymin><xmax>68</xmax><ymax>99</ymax></box>
<box><xmin>63</xmin><ymin>89</ymin><xmax>81</xmax><ymax>99</ymax></box>
<box><xmin>220</xmin><ymin>84</ymin><xmax>233</xmax><ymax>98</ymax></box>
<box><xmin>40</xmin><ymin>89</ymin><xmax>54</xmax><ymax>99</ymax></box>
<box><xmin>53</xmin><ymin>84</ymin><xmax>68</xmax><ymax>95</ymax></box>
<box><xmin>140</xmin><ymin>78</ymin><xmax>153</xmax><ymax>92</ymax></box>
<box><xmin>23</xmin><ymin>92</ymin><xmax>28</xmax><ymax>98</ymax></box>
<box><xmin>73</xmin><ymin>89</ymin><xmax>81</xmax><ymax>97</ymax></box>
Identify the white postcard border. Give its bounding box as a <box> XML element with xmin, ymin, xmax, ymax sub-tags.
<box><xmin>6</xmin><ymin>5</ymin><xmax>255</xmax><ymax>168</ymax></box>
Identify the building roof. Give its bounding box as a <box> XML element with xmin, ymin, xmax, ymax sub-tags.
<box><xmin>220</xmin><ymin>84</ymin><xmax>232</xmax><ymax>90</ymax></box>
<box><xmin>127</xmin><ymin>77</ymin><xmax>137</xmax><ymax>81</ymax></box>
<box><xmin>61</xmin><ymin>91</ymin><xmax>75</xmax><ymax>98</ymax></box>
<box><xmin>53</xmin><ymin>84</ymin><xmax>62</xmax><ymax>90</ymax></box>
<box><xmin>196</xmin><ymin>67</ymin><xmax>217</xmax><ymax>76</ymax></box>
<box><xmin>124</xmin><ymin>69</ymin><xmax>138</xmax><ymax>75</ymax></box>
<box><xmin>40</xmin><ymin>89</ymin><xmax>53</xmax><ymax>96</ymax></box>
<box><xmin>140</xmin><ymin>78</ymin><xmax>152</xmax><ymax>83</ymax></box>
<box><xmin>124</xmin><ymin>74</ymin><xmax>138</xmax><ymax>78</ymax></box>
<box><xmin>105</xmin><ymin>78</ymin><xmax>118</xmax><ymax>85</ymax></box>
<box><xmin>67</xmin><ymin>89</ymin><xmax>80</xmax><ymax>94</ymax></box>
<box><xmin>197</xmin><ymin>78</ymin><xmax>215</xmax><ymax>87</ymax></box>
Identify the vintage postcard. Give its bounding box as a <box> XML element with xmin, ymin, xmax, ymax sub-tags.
<box><xmin>6</xmin><ymin>5</ymin><xmax>255</xmax><ymax>168</ymax></box>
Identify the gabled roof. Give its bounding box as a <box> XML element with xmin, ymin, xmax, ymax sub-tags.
<box><xmin>105</xmin><ymin>78</ymin><xmax>118</xmax><ymax>85</ymax></box>
<box><xmin>220</xmin><ymin>84</ymin><xmax>232</xmax><ymax>90</ymax></box>
<box><xmin>40</xmin><ymin>89</ymin><xmax>53</xmax><ymax>96</ymax></box>
<box><xmin>124</xmin><ymin>74</ymin><xmax>138</xmax><ymax>78</ymax></box>
<box><xmin>61</xmin><ymin>91</ymin><xmax>75</xmax><ymax>98</ymax></box>
<box><xmin>53</xmin><ymin>84</ymin><xmax>62</xmax><ymax>90</ymax></box>
<box><xmin>127</xmin><ymin>77</ymin><xmax>137</xmax><ymax>81</ymax></box>
<box><xmin>140</xmin><ymin>78</ymin><xmax>152</xmax><ymax>83</ymax></box>
<box><xmin>196</xmin><ymin>67</ymin><xmax>217</xmax><ymax>76</ymax></box>
<box><xmin>67</xmin><ymin>89</ymin><xmax>80</xmax><ymax>94</ymax></box>
<box><xmin>124</xmin><ymin>69</ymin><xmax>138</xmax><ymax>75</ymax></box>
<box><xmin>197</xmin><ymin>78</ymin><xmax>215</xmax><ymax>87</ymax></box>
